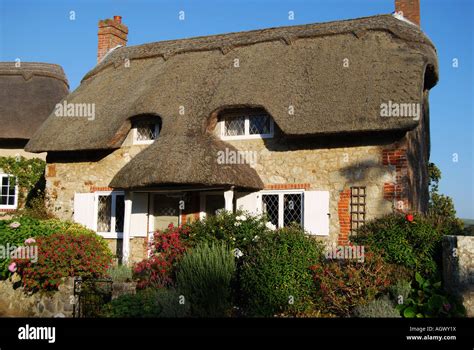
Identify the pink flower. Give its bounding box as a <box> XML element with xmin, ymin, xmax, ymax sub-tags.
<box><xmin>9</xmin><ymin>222</ymin><xmax>21</xmax><ymax>229</ymax></box>
<box><xmin>24</xmin><ymin>237</ymin><xmax>36</xmax><ymax>245</ymax></box>
<box><xmin>8</xmin><ymin>262</ymin><xmax>17</xmax><ymax>273</ymax></box>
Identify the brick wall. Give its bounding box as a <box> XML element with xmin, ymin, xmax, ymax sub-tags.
<box><xmin>382</xmin><ymin>148</ymin><xmax>410</xmax><ymax>213</ymax></box>
<box><xmin>337</xmin><ymin>189</ymin><xmax>351</xmax><ymax>245</ymax></box>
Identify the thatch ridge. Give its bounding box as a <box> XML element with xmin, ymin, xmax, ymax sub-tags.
<box><xmin>25</xmin><ymin>14</ymin><xmax>438</xmax><ymax>153</ymax></box>
<box><xmin>0</xmin><ymin>62</ymin><xmax>69</xmax><ymax>140</ymax></box>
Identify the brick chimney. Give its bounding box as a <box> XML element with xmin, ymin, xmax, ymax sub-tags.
<box><xmin>395</xmin><ymin>0</ymin><xmax>420</xmax><ymax>26</ymax></box>
<box><xmin>97</xmin><ymin>16</ymin><xmax>128</xmax><ymax>63</ymax></box>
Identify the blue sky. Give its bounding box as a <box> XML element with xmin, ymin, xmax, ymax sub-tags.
<box><xmin>1</xmin><ymin>0</ymin><xmax>473</xmax><ymax>218</ymax></box>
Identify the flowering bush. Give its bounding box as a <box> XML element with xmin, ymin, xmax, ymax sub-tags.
<box><xmin>310</xmin><ymin>252</ymin><xmax>393</xmax><ymax>317</ymax></box>
<box><xmin>0</xmin><ymin>216</ymin><xmax>104</xmax><ymax>279</ymax></box>
<box><xmin>351</xmin><ymin>213</ymin><xmax>443</xmax><ymax>277</ymax></box>
<box><xmin>14</xmin><ymin>232</ymin><xmax>112</xmax><ymax>292</ymax></box>
<box><xmin>188</xmin><ymin>210</ymin><xmax>271</xmax><ymax>256</ymax></box>
<box><xmin>133</xmin><ymin>224</ymin><xmax>190</xmax><ymax>289</ymax></box>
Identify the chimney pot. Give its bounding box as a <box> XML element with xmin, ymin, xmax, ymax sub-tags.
<box><xmin>113</xmin><ymin>15</ymin><xmax>122</xmax><ymax>23</ymax></box>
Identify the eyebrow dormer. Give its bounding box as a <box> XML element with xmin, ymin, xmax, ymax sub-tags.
<box><xmin>216</xmin><ymin>108</ymin><xmax>274</xmax><ymax>140</ymax></box>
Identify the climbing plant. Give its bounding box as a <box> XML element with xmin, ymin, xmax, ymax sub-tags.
<box><xmin>0</xmin><ymin>156</ymin><xmax>46</xmax><ymax>207</ymax></box>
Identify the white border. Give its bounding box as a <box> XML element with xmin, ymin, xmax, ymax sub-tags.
<box><xmin>0</xmin><ymin>173</ymin><xmax>18</xmax><ymax>210</ymax></box>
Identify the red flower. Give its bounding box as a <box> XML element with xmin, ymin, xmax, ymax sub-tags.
<box><xmin>406</xmin><ymin>214</ymin><xmax>414</xmax><ymax>222</ymax></box>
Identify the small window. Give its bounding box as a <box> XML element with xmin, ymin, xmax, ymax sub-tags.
<box><xmin>221</xmin><ymin>113</ymin><xmax>273</xmax><ymax>140</ymax></box>
<box><xmin>0</xmin><ymin>174</ymin><xmax>18</xmax><ymax>209</ymax></box>
<box><xmin>350</xmin><ymin>186</ymin><xmax>366</xmax><ymax>234</ymax></box>
<box><xmin>133</xmin><ymin>121</ymin><xmax>160</xmax><ymax>144</ymax></box>
<box><xmin>262</xmin><ymin>191</ymin><xmax>303</xmax><ymax>228</ymax></box>
<box><xmin>96</xmin><ymin>192</ymin><xmax>125</xmax><ymax>236</ymax></box>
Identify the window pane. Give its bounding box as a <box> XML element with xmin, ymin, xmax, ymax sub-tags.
<box><xmin>262</xmin><ymin>194</ymin><xmax>279</xmax><ymax>227</ymax></box>
<box><xmin>224</xmin><ymin>117</ymin><xmax>245</xmax><ymax>136</ymax></box>
<box><xmin>97</xmin><ymin>195</ymin><xmax>112</xmax><ymax>232</ymax></box>
<box><xmin>153</xmin><ymin>194</ymin><xmax>180</xmax><ymax>231</ymax></box>
<box><xmin>136</xmin><ymin>123</ymin><xmax>157</xmax><ymax>141</ymax></box>
<box><xmin>205</xmin><ymin>194</ymin><xmax>225</xmax><ymax>217</ymax></box>
<box><xmin>1</xmin><ymin>176</ymin><xmax>8</xmax><ymax>187</ymax></box>
<box><xmin>115</xmin><ymin>195</ymin><xmax>125</xmax><ymax>233</ymax></box>
<box><xmin>0</xmin><ymin>196</ymin><xmax>6</xmax><ymax>205</ymax></box>
<box><xmin>7</xmin><ymin>196</ymin><xmax>14</xmax><ymax>205</ymax></box>
<box><xmin>283</xmin><ymin>194</ymin><xmax>303</xmax><ymax>227</ymax></box>
<box><xmin>249</xmin><ymin>115</ymin><xmax>271</xmax><ymax>135</ymax></box>
<box><xmin>1</xmin><ymin>186</ymin><xmax>7</xmax><ymax>197</ymax></box>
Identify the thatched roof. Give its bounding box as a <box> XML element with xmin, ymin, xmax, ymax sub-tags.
<box><xmin>0</xmin><ymin>62</ymin><xmax>68</xmax><ymax>140</ymax></box>
<box><xmin>26</xmin><ymin>15</ymin><xmax>437</xmax><ymax>153</ymax></box>
<box><xmin>110</xmin><ymin>134</ymin><xmax>264</xmax><ymax>190</ymax></box>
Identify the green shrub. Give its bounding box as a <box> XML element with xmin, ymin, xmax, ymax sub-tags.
<box><xmin>351</xmin><ymin>214</ymin><xmax>442</xmax><ymax>276</ymax></box>
<box><xmin>397</xmin><ymin>273</ymin><xmax>466</xmax><ymax>318</ymax></box>
<box><xmin>389</xmin><ymin>279</ymin><xmax>412</xmax><ymax>305</ymax></box>
<box><xmin>108</xmin><ymin>264</ymin><xmax>133</xmax><ymax>283</ymax></box>
<box><xmin>104</xmin><ymin>288</ymin><xmax>189</xmax><ymax>318</ymax></box>
<box><xmin>176</xmin><ymin>242</ymin><xmax>236</xmax><ymax>317</ymax></box>
<box><xmin>240</xmin><ymin>225</ymin><xmax>324</xmax><ymax>317</ymax></box>
<box><xmin>14</xmin><ymin>232</ymin><xmax>112</xmax><ymax>292</ymax></box>
<box><xmin>311</xmin><ymin>252</ymin><xmax>393</xmax><ymax>317</ymax></box>
<box><xmin>353</xmin><ymin>295</ymin><xmax>401</xmax><ymax>318</ymax></box>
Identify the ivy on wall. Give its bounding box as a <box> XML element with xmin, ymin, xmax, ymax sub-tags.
<box><xmin>0</xmin><ymin>156</ymin><xmax>46</xmax><ymax>206</ymax></box>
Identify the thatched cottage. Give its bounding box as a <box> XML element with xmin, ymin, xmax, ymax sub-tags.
<box><xmin>26</xmin><ymin>0</ymin><xmax>438</xmax><ymax>262</ymax></box>
<box><xmin>0</xmin><ymin>62</ymin><xmax>68</xmax><ymax>211</ymax></box>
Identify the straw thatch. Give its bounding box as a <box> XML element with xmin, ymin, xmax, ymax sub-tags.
<box><xmin>26</xmin><ymin>15</ymin><xmax>438</xmax><ymax>153</ymax></box>
<box><xmin>110</xmin><ymin>134</ymin><xmax>264</xmax><ymax>190</ymax></box>
<box><xmin>0</xmin><ymin>62</ymin><xmax>68</xmax><ymax>140</ymax></box>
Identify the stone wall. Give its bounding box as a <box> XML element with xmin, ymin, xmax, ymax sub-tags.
<box><xmin>442</xmin><ymin>235</ymin><xmax>474</xmax><ymax>317</ymax></box>
<box><xmin>0</xmin><ymin>275</ymin><xmax>74</xmax><ymax>317</ymax></box>
<box><xmin>44</xmin><ymin>128</ymin><xmax>422</xmax><ymax>256</ymax></box>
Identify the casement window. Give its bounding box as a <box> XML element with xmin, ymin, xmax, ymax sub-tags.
<box><xmin>237</xmin><ymin>190</ymin><xmax>329</xmax><ymax>235</ymax></box>
<box><xmin>261</xmin><ymin>191</ymin><xmax>303</xmax><ymax>228</ymax></box>
<box><xmin>350</xmin><ymin>186</ymin><xmax>366</xmax><ymax>234</ymax></box>
<box><xmin>0</xmin><ymin>174</ymin><xmax>18</xmax><ymax>210</ymax></box>
<box><xmin>220</xmin><ymin>114</ymin><xmax>274</xmax><ymax>140</ymax></box>
<box><xmin>133</xmin><ymin>121</ymin><xmax>160</xmax><ymax>145</ymax></box>
<box><xmin>95</xmin><ymin>191</ymin><xmax>125</xmax><ymax>238</ymax></box>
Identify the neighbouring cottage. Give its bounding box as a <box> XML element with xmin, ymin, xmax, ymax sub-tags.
<box><xmin>25</xmin><ymin>1</ymin><xmax>438</xmax><ymax>263</ymax></box>
<box><xmin>0</xmin><ymin>62</ymin><xmax>69</xmax><ymax>212</ymax></box>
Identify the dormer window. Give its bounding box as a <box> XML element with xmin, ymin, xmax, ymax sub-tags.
<box><xmin>219</xmin><ymin>112</ymin><xmax>274</xmax><ymax>140</ymax></box>
<box><xmin>133</xmin><ymin>120</ymin><xmax>160</xmax><ymax>145</ymax></box>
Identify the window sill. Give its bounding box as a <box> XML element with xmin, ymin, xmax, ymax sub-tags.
<box><xmin>97</xmin><ymin>232</ymin><xmax>124</xmax><ymax>239</ymax></box>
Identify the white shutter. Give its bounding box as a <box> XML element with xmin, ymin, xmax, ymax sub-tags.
<box><xmin>73</xmin><ymin>193</ymin><xmax>96</xmax><ymax>230</ymax></box>
<box><xmin>130</xmin><ymin>192</ymin><xmax>148</xmax><ymax>237</ymax></box>
<box><xmin>236</xmin><ymin>192</ymin><xmax>262</xmax><ymax>215</ymax></box>
<box><xmin>304</xmin><ymin>190</ymin><xmax>330</xmax><ymax>236</ymax></box>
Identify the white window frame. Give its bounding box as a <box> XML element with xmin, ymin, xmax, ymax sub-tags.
<box><xmin>0</xmin><ymin>173</ymin><xmax>18</xmax><ymax>210</ymax></box>
<box><xmin>133</xmin><ymin>123</ymin><xmax>160</xmax><ymax>145</ymax></box>
<box><xmin>259</xmin><ymin>190</ymin><xmax>304</xmax><ymax>228</ymax></box>
<box><xmin>94</xmin><ymin>191</ymin><xmax>125</xmax><ymax>239</ymax></box>
<box><xmin>220</xmin><ymin>114</ymin><xmax>274</xmax><ymax>140</ymax></box>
